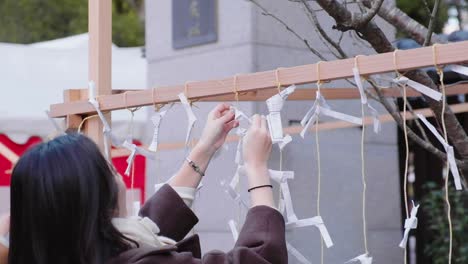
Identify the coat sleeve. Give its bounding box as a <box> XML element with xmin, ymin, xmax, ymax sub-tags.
<box><xmin>201</xmin><ymin>205</ymin><xmax>288</xmax><ymax>264</ymax></box>
<box><xmin>138</xmin><ymin>185</ymin><xmax>287</xmax><ymax>264</ymax></box>
<box><xmin>139</xmin><ymin>184</ymin><xmax>199</xmax><ymax>241</ymax></box>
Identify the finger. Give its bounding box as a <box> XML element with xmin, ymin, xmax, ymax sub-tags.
<box><xmin>252</xmin><ymin>114</ymin><xmax>261</xmax><ymax>128</ymax></box>
<box><xmin>211</xmin><ymin>103</ymin><xmax>231</xmax><ymax>118</ymax></box>
<box><xmin>260</xmin><ymin>115</ymin><xmax>268</xmax><ymax>131</ymax></box>
<box><xmin>224</xmin><ymin>120</ymin><xmax>239</xmax><ymax>132</ymax></box>
<box><xmin>219</xmin><ymin>109</ymin><xmax>235</xmax><ymax>123</ymax></box>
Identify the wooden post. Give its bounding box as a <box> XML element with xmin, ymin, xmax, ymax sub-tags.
<box><xmin>85</xmin><ymin>0</ymin><xmax>112</xmax><ymax>150</ymax></box>
<box><xmin>63</xmin><ymin>90</ymin><xmax>83</xmax><ymax>131</ymax></box>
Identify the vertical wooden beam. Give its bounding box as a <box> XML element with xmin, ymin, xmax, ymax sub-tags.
<box><xmin>63</xmin><ymin>90</ymin><xmax>83</xmax><ymax>131</ymax></box>
<box><xmin>85</xmin><ymin>0</ymin><xmax>112</xmax><ymax>150</ymax></box>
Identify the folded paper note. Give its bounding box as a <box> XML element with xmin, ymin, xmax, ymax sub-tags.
<box><xmin>286</xmin><ymin>242</ymin><xmax>312</xmax><ymax>264</ymax></box>
<box><xmin>178</xmin><ymin>93</ymin><xmax>197</xmax><ymax>146</ymax></box>
<box><xmin>266</xmin><ymin>85</ymin><xmax>296</xmax><ymax>143</ymax></box>
<box><xmin>393</xmin><ymin>76</ymin><xmax>442</xmax><ymax>101</ymax></box>
<box><xmin>353</xmin><ymin>67</ymin><xmax>368</xmax><ymax>105</ymax></box>
<box><xmin>301</xmin><ymin>91</ymin><xmax>362</xmax><ymax>138</ymax></box>
<box><xmin>417</xmin><ymin>114</ymin><xmax>462</xmax><ymax>190</ymax></box>
<box><xmin>399</xmin><ymin>201</ymin><xmax>420</xmax><ymax>248</ymax></box>
<box><xmin>148</xmin><ymin>110</ymin><xmax>167</xmax><ymax>152</ymax></box>
<box><xmin>228</xmin><ymin>220</ymin><xmax>239</xmax><ymax>241</ymax></box>
<box><xmin>286</xmin><ymin>216</ymin><xmax>334</xmax><ymax>248</ymax></box>
<box><xmin>451</xmin><ymin>65</ymin><xmax>468</xmax><ymax>76</ymax></box>
<box><xmin>367</xmin><ymin>104</ymin><xmax>382</xmax><ymax>134</ymax></box>
<box><xmin>346</xmin><ymin>253</ymin><xmax>373</xmax><ymax>264</ymax></box>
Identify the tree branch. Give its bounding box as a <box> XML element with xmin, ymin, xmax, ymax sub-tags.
<box><xmin>300</xmin><ymin>0</ymin><xmax>348</xmax><ymax>59</ymax></box>
<box><xmin>423</xmin><ymin>0</ymin><xmax>441</xmax><ymax>46</ymax></box>
<box><xmin>352</xmin><ymin>0</ymin><xmax>384</xmax><ymax>29</ymax></box>
<box><xmin>246</xmin><ymin>0</ymin><xmax>327</xmax><ymax>60</ymax></box>
<box><xmin>361</xmin><ymin>0</ymin><xmax>446</xmax><ymax>45</ymax></box>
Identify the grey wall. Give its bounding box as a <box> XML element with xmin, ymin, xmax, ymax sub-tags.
<box><xmin>145</xmin><ymin>0</ymin><xmax>402</xmax><ymax>263</ymax></box>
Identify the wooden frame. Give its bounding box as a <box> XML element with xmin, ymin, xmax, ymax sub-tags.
<box><xmin>50</xmin><ymin>40</ymin><xmax>468</xmax><ymax>118</ymax></box>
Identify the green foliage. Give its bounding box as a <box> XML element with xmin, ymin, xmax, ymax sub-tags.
<box><xmin>0</xmin><ymin>0</ymin><xmax>144</xmax><ymax>47</ymax></box>
<box><xmin>397</xmin><ymin>0</ymin><xmax>448</xmax><ymax>35</ymax></box>
<box><xmin>422</xmin><ymin>182</ymin><xmax>468</xmax><ymax>264</ymax></box>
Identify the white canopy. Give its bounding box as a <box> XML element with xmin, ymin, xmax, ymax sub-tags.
<box><xmin>0</xmin><ymin>34</ymin><xmax>148</xmax><ymax>143</ymax></box>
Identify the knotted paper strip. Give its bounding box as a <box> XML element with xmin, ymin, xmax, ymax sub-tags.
<box><xmin>286</xmin><ymin>216</ymin><xmax>334</xmax><ymax>248</ymax></box>
<box><xmin>122</xmin><ymin>140</ymin><xmax>156</xmax><ymax>176</ymax></box>
<box><xmin>228</xmin><ymin>220</ymin><xmax>239</xmax><ymax>241</ymax></box>
<box><xmin>451</xmin><ymin>65</ymin><xmax>468</xmax><ymax>76</ymax></box>
<box><xmin>278</xmin><ymin>134</ymin><xmax>293</xmax><ymax>151</ymax></box>
<box><xmin>148</xmin><ymin>110</ymin><xmax>167</xmax><ymax>152</ymax></box>
<box><xmin>393</xmin><ymin>76</ymin><xmax>442</xmax><ymax>101</ymax></box>
<box><xmin>88</xmin><ymin>81</ymin><xmax>123</xmax><ymax>159</ymax></box>
<box><xmin>346</xmin><ymin>253</ymin><xmax>373</xmax><ymax>264</ymax></box>
<box><xmin>301</xmin><ymin>91</ymin><xmax>362</xmax><ymax>138</ymax></box>
<box><xmin>231</xmin><ymin>106</ymin><xmax>252</xmax><ymax>124</ymax></box>
<box><xmin>235</xmin><ymin>128</ymin><xmax>247</xmax><ymax>165</ymax></box>
<box><xmin>266</xmin><ymin>85</ymin><xmax>296</xmax><ymax>143</ymax></box>
<box><xmin>178</xmin><ymin>93</ymin><xmax>197</xmax><ymax>146</ymax></box>
<box><xmin>417</xmin><ymin>114</ymin><xmax>462</xmax><ymax>190</ymax></box>
<box><xmin>269</xmin><ymin>169</ymin><xmax>297</xmax><ymax>223</ymax></box>
<box><xmin>286</xmin><ymin>242</ymin><xmax>312</xmax><ymax>264</ymax></box>
<box><xmin>399</xmin><ymin>201</ymin><xmax>420</xmax><ymax>248</ymax></box>
<box><xmin>353</xmin><ymin>67</ymin><xmax>368</xmax><ymax>105</ymax></box>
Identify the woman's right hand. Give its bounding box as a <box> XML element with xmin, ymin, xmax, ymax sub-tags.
<box><xmin>242</xmin><ymin>115</ymin><xmax>275</xmax><ymax>208</ymax></box>
<box><xmin>243</xmin><ymin>115</ymin><xmax>272</xmax><ymax>171</ymax></box>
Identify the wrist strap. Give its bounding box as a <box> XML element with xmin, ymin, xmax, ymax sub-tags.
<box><xmin>248</xmin><ymin>184</ymin><xmax>273</xmax><ymax>193</ymax></box>
<box><xmin>185</xmin><ymin>157</ymin><xmax>205</xmax><ymax>177</ymax></box>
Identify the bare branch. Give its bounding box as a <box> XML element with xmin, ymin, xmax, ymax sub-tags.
<box><xmin>246</xmin><ymin>0</ymin><xmax>327</xmax><ymax>60</ymax></box>
<box><xmin>423</xmin><ymin>0</ymin><xmax>441</xmax><ymax>46</ymax></box>
<box><xmin>353</xmin><ymin>0</ymin><xmax>384</xmax><ymax>29</ymax></box>
<box><xmin>361</xmin><ymin>0</ymin><xmax>446</xmax><ymax>45</ymax></box>
<box><xmin>300</xmin><ymin>0</ymin><xmax>348</xmax><ymax>59</ymax></box>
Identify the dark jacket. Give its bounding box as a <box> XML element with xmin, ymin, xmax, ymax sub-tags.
<box><xmin>107</xmin><ymin>184</ymin><xmax>287</xmax><ymax>264</ymax></box>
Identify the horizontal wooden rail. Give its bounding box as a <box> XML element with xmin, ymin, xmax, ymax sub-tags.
<box><xmin>50</xmin><ymin>41</ymin><xmax>468</xmax><ymax>118</ymax></box>
<box><xmin>111</xmin><ymin>102</ymin><xmax>468</xmax><ymax>157</ymax></box>
<box><xmin>70</xmin><ymin>83</ymin><xmax>468</xmax><ymax>103</ymax></box>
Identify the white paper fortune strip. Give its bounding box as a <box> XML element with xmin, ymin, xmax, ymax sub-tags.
<box><xmin>367</xmin><ymin>104</ymin><xmax>382</xmax><ymax>134</ymax></box>
<box><xmin>399</xmin><ymin>201</ymin><xmax>420</xmax><ymax>248</ymax></box>
<box><xmin>278</xmin><ymin>134</ymin><xmax>293</xmax><ymax>151</ymax></box>
<box><xmin>353</xmin><ymin>67</ymin><xmax>368</xmax><ymax>105</ymax></box>
<box><xmin>269</xmin><ymin>169</ymin><xmax>297</xmax><ymax>223</ymax></box>
<box><xmin>417</xmin><ymin>114</ymin><xmax>462</xmax><ymax>190</ymax></box>
<box><xmin>393</xmin><ymin>76</ymin><xmax>442</xmax><ymax>101</ymax></box>
<box><xmin>221</xmin><ymin>180</ymin><xmax>248</xmax><ymax>209</ymax></box>
<box><xmin>266</xmin><ymin>85</ymin><xmax>296</xmax><ymax>143</ymax></box>
<box><xmin>122</xmin><ymin>140</ymin><xmax>156</xmax><ymax>176</ymax></box>
<box><xmin>0</xmin><ymin>233</ymin><xmax>9</xmax><ymax>248</ymax></box>
<box><xmin>228</xmin><ymin>220</ymin><xmax>239</xmax><ymax>241</ymax></box>
<box><xmin>346</xmin><ymin>253</ymin><xmax>373</xmax><ymax>264</ymax></box>
<box><xmin>178</xmin><ymin>93</ymin><xmax>197</xmax><ymax>146</ymax></box>
<box><xmin>132</xmin><ymin>201</ymin><xmax>141</xmax><ymax>217</ymax></box>
<box><xmin>451</xmin><ymin>65</ymin><xmax>468</xmax><ymax>76</ymax></box>
<box><xmin>286</xmin><ymin>216</ymin><xmax>334</xmax><ymax>248</ymax></box>
<box><xmin>148</xmin><ymin>110</ymin><xmax>167</xmax><ymax>152</ymax></box>
<box><xmin>231</xmin><ymin>106</ymin><xmax>252</xmax><ymax>124</ymax></box>
<box><xmin>286</xmin><ymin>242</ymin><xmax>312</xmax><ymax>264</ymax></box>
<box><xmin>300</xmin><ymin>91</ymin><xmax>362</xmax><ymax>138</ymax></box>
<box><xmin>235</xmin><ymin>128</ymin><xmax>247</xmax><ymax>165</ymax></box>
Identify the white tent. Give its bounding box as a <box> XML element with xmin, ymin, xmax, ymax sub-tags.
<box><xmin>0</xmin><ymin>33</ymin><xmax>148</xmax><ymax>143</ymax></box>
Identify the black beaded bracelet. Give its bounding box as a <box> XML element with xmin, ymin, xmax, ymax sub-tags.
<box><xmin>247</xmin><ymin>184</ymin><xmax>273</xmax><ymax>193</ymax></box>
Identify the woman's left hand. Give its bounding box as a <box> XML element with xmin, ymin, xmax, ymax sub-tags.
<box><xmin>197</xmin><ymin>103</ymin><xmax>239</xmax><ymax>155</ymax></box>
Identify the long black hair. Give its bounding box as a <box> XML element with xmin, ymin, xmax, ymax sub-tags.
<box><xmin>9</xmin><ymin>134</ymin><xmax>134</xmax><ymax>264</ymax></box>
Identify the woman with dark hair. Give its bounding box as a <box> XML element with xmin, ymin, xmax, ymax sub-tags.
<box><xmin>1</xmin><ymin>103</ymin><xmax>287</xmax><ymax>264</ymax></box>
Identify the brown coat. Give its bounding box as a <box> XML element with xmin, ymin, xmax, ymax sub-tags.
<box><xmin>107</xmin><ymin>184</ymin><xmax>287</xmax><ymax>264</ymax></box>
